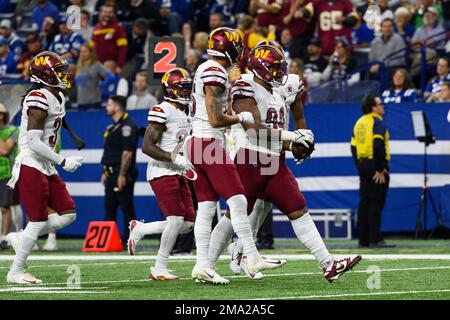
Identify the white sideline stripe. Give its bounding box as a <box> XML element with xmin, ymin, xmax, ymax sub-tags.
<box><xmin>60</xmin><ymin>140</ymin><xmax>450</xmax><ymax>162</ymax></box>
<box><xmin>23</xmin><ymin>290</ymin><xmax>109</xmax><ymax>294</ymax></box>
<box><xmin>0</xmin><ymin>260</ymin><xmax>153</xmax><ymax>270</ymax></box>
<box><xmin>0</xmin><ymin>286</ymin><xmax>108</xmax><ymax>293</ymax></box>
<box><xmin>2</xmin><ymin>254</ymin><xmax>450</xmax><ymax>261</ymax></box>
<box><xmin>25</xmin><ymin>265</ymin><xmax>450</xmax><ymax>287</ymax></box>
<box><xmin>253</xmin><ymin>289</ymin><xmax>450</xmax><ymax>300</ymax></box>
<box><xmin>65</xmin><ymin>173</ymin><xmax>450</xmax><ymax>196</ymax></box>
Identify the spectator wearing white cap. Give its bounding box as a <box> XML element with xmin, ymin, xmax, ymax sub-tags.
<box><xmin>0</xmin><ymin>19</ymin><xmax>24</xmax><ymax>63</ymax></box>
<box><xmin>0</xmin><ymin>36</ymin><xmax>16</xmax><ymax>77</ymax></box>
<box><xmin>394</xmin><ymin>7</ymin><xmax>415</xmax><ymax>45</ymax></box>
<box><xmin>410</xmin><ymin>6</ymin><xmax>446</xmax><ymax>77</ymax></box>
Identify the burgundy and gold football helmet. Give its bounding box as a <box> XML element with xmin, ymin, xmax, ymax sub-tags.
<box><xmin>207</xmin><ymin>27</ymin><xmax>243</xmax><ymax>66</ymax></box>
<box><xmin>161</xmin><ymin>67</ymin><xmax>192</xmax><ymax>105</ymax></box>
<box><xmin>29</xmin><ymin>51</ymin><xmax>71</xmax><ymax>89</ymax></box>
<box><xmin>247</xmin><ymin>44</ymin><xmax>287</xmax><ymax>87</ymax></box>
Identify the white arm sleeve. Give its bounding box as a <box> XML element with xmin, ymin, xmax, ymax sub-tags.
<box><xmin>27</xmin><ymin>130</ymin><xmax>64</xmax><ymax>165</ymax></box>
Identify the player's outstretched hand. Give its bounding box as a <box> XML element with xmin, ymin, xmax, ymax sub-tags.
<box><xmin>293</xmin><ymin>129</ymin><xmax>314</xmax><ymax>148</ymax></box>
<box><xmin>238</xmin><ymin>111</ymin><xmax>254</xmax><ymax>124</ymax></box>
<box><xmin>62</xmin><ymin>156</ymin><xmax>84</xmax><ymax>173</ymax></box>
<box><xmin>173</xmin><ymin>154</ymin><xmax>194</xmax><ymax>172</ymax></box>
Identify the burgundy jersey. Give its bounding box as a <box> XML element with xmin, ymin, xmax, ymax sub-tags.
<box><xmin>256</xmin><ymin>0</ymin><xmax>283</xmax><ymax>27</ymax></box>
<box><xmin>281</xmin><ymin>0</ymin><xmax>314</xmax><ymax>37</ymax></box>
<box><xmin>313</xmin><ymin>0</ymin><xmax>353</xmax><ymax>54</ymax></box>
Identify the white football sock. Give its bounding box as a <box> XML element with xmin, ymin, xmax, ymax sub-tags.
<box><xmin>137</xmin><ymin>221</ymin><xmax>167</xmax><ymax>237</ymax></box>
<box><xmin>237</xmin><ymin>199</ymin><xmax>272</xmax><ymax>252</ymax></box>
<box><xmin>154</xmin><ymin>216</ymin><xmax>184</xmax><ymax>272</ymax></box>
<box><xmin>208</xmin><ymin>215</ymin><xmax>233</xmax><ymax>268</ymax></box>
<box><xmin>291</xmin><ymin>212</ymin><xmax>334</xmax><ymax>269</ymax></box>
<box><xmin>227</xmin><ymin>194</ymin><xmax>259</xmax><ymax>265</ymax></box>
<box><xmin>194</xmin><ymin>201</ymin><xmax>217</xmax><ymax>267</ymax></box>
<box><xmin>39</xmin><ymin>213</ymin><xmax>76</xmax><ymax>236</ymax></box>
<box><xmin>11</xmin><ymin>221</ymin><xmax>46</xmax><ymax>273</ymax></box>
<box><xmin>179</xmin><ymin>221</ymin><xmax>194</xmax><ymax>234</ymax></box>
<box><xmin>11</xmin><ymin>205</ymin><xmax>23</xmax><ymax>232</ymax></box>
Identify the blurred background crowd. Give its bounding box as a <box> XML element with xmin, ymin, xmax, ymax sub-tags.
<box><xmin>0</xmin><ymin>0</ymin><xmax>449</xmax><ymax>107</ymax></box>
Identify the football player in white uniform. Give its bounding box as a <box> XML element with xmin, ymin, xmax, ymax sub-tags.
<box><xmin>5</xmin><ymin>51</ymin><xmax>83</xmax><ymax>284</ymax></box>
<box><xmin>210</xmin><ymin>44</ymin><xmax>362</xmax><ymax>282</ymax></box>
<box><xmin>227</xmin><ymin>40</ymin><xmax>309</xmax><ymax>276</ymax></box>
<box><xmin>187</xmin><ymin>27</ymin><xmax>292</xmax><ymax>285</ymax></box>
<box><xmin>127</xmin><ymin>68</ymin><xmax>196</xmax><ymax>280</ymax></box>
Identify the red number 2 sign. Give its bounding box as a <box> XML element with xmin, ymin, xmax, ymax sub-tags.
<box><xmin>154</xmin><ymin>42</ymin><xmax>177</xmax><ymax>73</ymax></box>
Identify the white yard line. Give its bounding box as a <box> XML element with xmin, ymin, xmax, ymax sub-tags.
<box><xmin>253</xmin><ymin>289</ymin><xmax>450</xmax><ymax>300</ymax></box>
<box><xmin>1</xmin><ymin>254</ymin><xmax>450</xmax><ymax>262</ymax></box>
<box><xmin>0</xmin><ymin>260</ymin><xmax>152</xmax><ymax>270</ymax></box>
<box><xmin>29</xmin><ymin>265</ymin><xmax>450</xmax><ymax>287</ymax></box>
<box><xmin>0</xmin><ymin>286</ymin><xmax>109</xmax><ymax>294</ymax></box>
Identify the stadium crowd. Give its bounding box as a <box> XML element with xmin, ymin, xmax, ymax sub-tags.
<box><xmin>0</xmin><ymin>0</ymin><xmax>449</xmax><ymax>106</ymax></box>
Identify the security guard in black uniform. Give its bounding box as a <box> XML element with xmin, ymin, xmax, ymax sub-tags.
<box><xmin>351</xmin><ymin>95</ymin><xmax>394</xmax><ymax>248</ymax></box>
<box><xmin>101</xmin><ymin>95</ymin><xmax>138</xmax><ymax>246</ymax></box>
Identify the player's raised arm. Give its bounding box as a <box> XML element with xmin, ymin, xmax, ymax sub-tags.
<box><xmin>291</xmin><ymin>89</ymin><xmax>307</xmax><ymax>130</ymax></box>
<box><xmin>204</xmin><ymin>85</ymin><xmax>253</xmax><ymax>128</ymax></box>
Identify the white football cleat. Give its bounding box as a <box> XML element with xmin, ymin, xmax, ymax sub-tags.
<box><xmin>150</xmin><ymin>267</ymin><xmax>179</xmax><ymax>281</ymax></box>
<box><xmin>43</xmin><ymin>233</ymin><xmax>57</xmax><ymax>251</ymax></box>
<box><xmin>240</xmin><ymin>257</ymin><xmax>263</xmax><ymax>280</ymax></box>
<box><xmin>227</xmin><ymin>242</ymin><xmax>242</xmax><ymax>275</ymax></box>
<box><xmin>191</xmin><ymin>265</ymin><xmax>230</xmax><ymax>285</ymax></box>
<box><xmin>127</xmin><ymin>220</ymin><xmax>143</xmax><ymax>255</ymax></box>
<box><xmin>5</xmin><ymin>232</ymin><xmax>22</xmax><ymax>253</ymax></box>
<box><xmin>32</xmin><ymin>243</ymin><xmax>40</xmax><ymax>251</ymax></box>
<box><xmin>7</xmin><ymin>271</ymin><xmax>42</xmax><ymax>285</ymax></box>
<box><xmin>246</xmin><ymin>256</ymin><xmax>287</xmax><ymax>275</ymax></box>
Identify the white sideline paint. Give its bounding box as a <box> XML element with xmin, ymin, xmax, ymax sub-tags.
<box><xmin>253</xmin><ymin>289</ymin><xmax>450</xmax><ymax>300</ymax></box>
<box><xmin>1</xmin><ymin>254</ymin><xmax>450</xmax><ymax>261</ymax></box>
<box><xmin>0</xmin><ymin>286</ymin><xmax>108</xmax><ymax>294</ymax></box>
<box><xmin>65</xmin><ymin>173</ymin><xmax>450</xmax><ymax>196</ymax></box>
<box><xmin>18</xmin><ymin>265</ymin><xmax>450</xmax><ymax>287</ymax></box>
<box><xmin>59</xmin><ymin>140</ymin><xmax>450</xmax><ymax>163</ymax></box>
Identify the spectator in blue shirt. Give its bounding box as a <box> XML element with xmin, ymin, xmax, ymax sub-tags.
<box><xmin>211</xmin><ymin>0</ymin><xmax>236</xmax><ymax>27</ymax></box>
<box><xmin>0</xmin><ymin>36</ymin><xmax>17</xmax><ymax>76</ymax></box>
<box><xmin>394</xmin><ymin>7</ymin><xmax>415</xmax><ymax>45</ymax></box>
<box><xmin>0</xmin><ymin>19</ymin><xmax>24</xmax><ymax>63</ymax></box>
<box><xmin>424</xmin><ymin>57</ymin><xmax>450</xmax><ymax>99</ymax></box>
<box><xmin>352</xmin><ymin>15</ymin><xmax>375</xmax><ymax>48</ymax></box>
<box><xmin>382</xmin><ymin>68</ymin><xmax>417</xmax><ymax>103</ymax></box>
<box><xmin>49</xmin><ymin>16</ymin><xmax>84</xmax><ymax>64</ymax></box>
<box><xmin>32</xmin><ymin>0</ymin><xmax>60</xmax><ymax>31</ymax></box>
<box><xmin>99</xmin><ymin>60</ymin><xmax>129</xmax><ymax>107</ymax></box>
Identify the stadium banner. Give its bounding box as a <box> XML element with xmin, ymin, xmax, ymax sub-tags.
<box><xmin>22</xmin><ymin>102</ymin><xmax>449</xmax><ymax>237</ymax></box>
